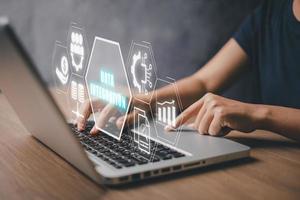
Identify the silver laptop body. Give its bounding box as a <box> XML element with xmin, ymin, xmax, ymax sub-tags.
<box><xmin>0</xmin><ymin>20</ymin><xmax>250</xmax><ymax>185</ymax></box>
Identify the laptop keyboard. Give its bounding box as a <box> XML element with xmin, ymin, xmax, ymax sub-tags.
<box><xmin>69</xmin><ymin>122</ymin><xmax>185</xmax><ymax>169</ymax></box>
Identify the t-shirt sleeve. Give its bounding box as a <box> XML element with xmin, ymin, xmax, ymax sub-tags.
<box><xmin>233</xmin><ymin>2</ymin><xmax>266</xmax><ymax>60</ymax></box>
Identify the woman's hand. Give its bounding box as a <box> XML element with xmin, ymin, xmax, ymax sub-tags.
<box><xmin>169</xmin><ymin>93</ymin><xmax>265</xmax><ymax>136</ymax></box>
<box><xmin>76</xmin><ymin>93</ymin><xmax>153</xmax><ymax>135</ymax></box>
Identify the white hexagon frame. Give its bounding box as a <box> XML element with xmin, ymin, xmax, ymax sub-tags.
<box><xmin>153</xmin><ymin>77</ymin><xmax>183</xmax><ymax>147</ymax></box>
<box><xmin>85</xmin><ymin>36</ymin><xmax>132</xmax><ymax>140</ymax></box>
<box><xmin>126</xmin><ymin>41</ymin><xmax>158</xmax><ymax>104</ymax></box>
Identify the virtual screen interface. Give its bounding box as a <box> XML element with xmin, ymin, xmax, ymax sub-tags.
<box><xmin>51</xmin><ymin>22</ymin><xmax>183</xmax><ymax>158</ymax></box>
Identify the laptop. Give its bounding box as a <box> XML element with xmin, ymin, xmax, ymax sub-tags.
<box><xmin>0</xmin><ymin>19</ymin><xmax>250</xmax><ymax>185</ymax></box>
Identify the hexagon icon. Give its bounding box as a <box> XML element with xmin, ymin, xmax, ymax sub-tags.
<box><xmin>67</xmin><ymin>23</ymin><xmax>89</xmax><ymax>77</ymax></box>
<box><xmin>126</xmin><ymin>41</ymin><xmax>157</xmax><ymax>103</ymax></box>
<box><xmin>154</xmin><ymin>77</ymin><xmax>183</xmax><ymax>146</ymax></box>
<box><xmin>85</xmin><ymin>36</ymin><xmax>132</xmax><ymax>140</ymax></box>
<box><xmin>67</xmin><ymin>73</ymin><xmax>89</xmax><ymax>123</ymax></box>
<box><xmin>52</xmin><ymin>41</ymin><xmax>70</xmax><ymax>94</ymax></box>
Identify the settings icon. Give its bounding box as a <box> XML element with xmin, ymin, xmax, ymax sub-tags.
<box><xmin>130</xmin><ymin>51</ymin><xmax>152</xmax><ymax>94</ymax></box>
<box><xmin>128</xmin><ymin>41</ymin><xmax>156</xmax><ymax>100</ymax></box>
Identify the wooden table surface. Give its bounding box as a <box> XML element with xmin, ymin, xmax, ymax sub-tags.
<box><xmin>0</xmin><ymin>92</ymin><xmax>299</xmax><ymax>200</ymax></box>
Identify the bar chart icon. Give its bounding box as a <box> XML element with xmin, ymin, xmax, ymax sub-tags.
<box><xmin>156</xmin><ymin>100</ymin><xmax>176</xmax><ymax>127</ymax></box>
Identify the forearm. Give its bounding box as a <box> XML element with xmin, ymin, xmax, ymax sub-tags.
<box><xmin>255</xmin><ymin>105</ymin><xmax>300</xmax><ymax>142</ymax></box>
<box><xmin>154</xmin><ymin>39</ymin><xmax>248</xmax><ymax>109</ymax></box>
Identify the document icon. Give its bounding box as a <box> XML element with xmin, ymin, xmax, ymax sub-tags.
<box><xmin>133</xmin><ymin>107</ymin><xmax>151</xmax><ymax>154</ymax></box>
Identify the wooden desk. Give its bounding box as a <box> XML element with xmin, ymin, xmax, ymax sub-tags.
<box><xmin>0</xmin><ymin>93</ymin><xmax>299</xmax><ymax>200</ymax></box>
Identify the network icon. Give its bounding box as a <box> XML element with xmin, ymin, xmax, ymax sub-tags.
<box><xmin>67</xmin><ymin>23</ymin><xmax>89</xmax><ymax>77</ymax></box>
<box><xmin>131</xmin><ymin>51</ymin><xmax>153</xmax><ymax>94</ymax></box>
<box><xmin>127</xmin><ymin>41</ymin><xmax>157</xmax><ymax>102</ymax></box>
<box><xmin>70</xmin><ymin>32</ymin><xmax>84</xmax><ymax>72</ymax></box>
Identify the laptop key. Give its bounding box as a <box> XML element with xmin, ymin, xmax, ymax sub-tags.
<box><xmin>123</xmin><ymin>162</ymin><xmax>135</xmax><ymax>167</ymax></box>
<box><xmin>151</xmin><ymin>157</ymin><xmax>160</xmax><ymax>162</ymax></box>
<box><xmin>136</xmin><ymin>158</ymin><xmax>148</xmax><ymax>165</ymax></box>
<box><xmin>162</xmin><ymin>154</ymin><xmax>172</xmax><ymax>160</ymax></box>
<box><xmin>96</xmin><ymin>152</ymin><xmax>103</xmax><ymax>158</ymax></box>
<box><xmin>173</xmin><ymin>152</ymin><xmax>185</xmax><ymax>158</ymax></box>
<box><xmin>70</xmin><ymin>123</ymin><xmax>186</xmax><ymax>169</ymax></box>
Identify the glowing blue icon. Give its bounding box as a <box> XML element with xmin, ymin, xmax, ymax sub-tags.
<box><xmin>100</xmin><ymin>70</ymin><xmax>114</xmax><ymax>88</ymax></box>
<box><xmin>89</xmin><ymin>70</ymin><xmax>127</xmax><ymax>110</ymax></box>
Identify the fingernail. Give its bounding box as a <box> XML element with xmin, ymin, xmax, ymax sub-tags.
<box><xmin>116</xmin><ymin>116</ymin><xmax>124</xmax><ymax>128</ymax></box>
<box><xmin>77</xmin><ymin>123</ymin><xmax>84</xmax><ymax>131</ymax></box>
<box><xmin>187</xmin><ymin>123</ymin><xmax>194</xmax><ymax>128</ymax></box>
<box><xmin>90</xmin><ymin>127</ymin><xmax>97</xmax><ymax>135</ymax></box>
<box><xmin>165</xmin><ymin>125</ymin><xmax>175</xmax><ymax>131</ymax></box>
<box><xmin>116</xmin><ymin>121</ymin><xmax>122</xmax><ymax>129</ymax></box>
<box><xmin>192</xmin><ymin>124</ymin><xmax>197</xmax><ymax>129</ymax></box>
<box><xmin>117</xmin><ymin>116</ymin><xmax>124</xmax><ymax>123</ymax></box>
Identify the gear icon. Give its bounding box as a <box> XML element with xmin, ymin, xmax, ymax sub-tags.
<box><xmin>130</xmin><ymin>51</ymin><xmax>153</xmax><ymax>94</ymax></box>
<box><xmin>131</xmin><ymin>51</ymin><xmax>142</xmax><ymax>93</ymax></box>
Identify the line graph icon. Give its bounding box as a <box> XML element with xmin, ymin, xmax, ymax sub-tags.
<box><xmin>153</xmin><ymin>77</ymin><xmax>183</xmax><ymax>146</ymax></box>
<box><xmin>156</xmin><ymin>100</ymin><xmax>176</xmax><ymax>127</ymax></box>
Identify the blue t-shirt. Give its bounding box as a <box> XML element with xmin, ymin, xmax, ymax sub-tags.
<box><xmin>234</xmin><ymin>0</ymin><xmax>300</xmax><ymax>108</ymax></box>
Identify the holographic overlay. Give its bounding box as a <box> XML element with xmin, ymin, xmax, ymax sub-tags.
<box><xmin>130</xmin><ymin>100</ymin><xmax>158</xmax><ymax>161</ymax></box>
<box><xmin>52</xmin><ymin>42</ymin><xmax>70</xmax><ymax>94</ymax></box>
<box><xmin>86</xmin><ymin>37</ymin><xmax>132</xmax><ymax>140</ymax></box>
<box><xmin>154</xmin><ymin>77</ymin><xmax>183</xmax><ymax>146</ymax></box>
<box><xmin>67</xmin><ymin>23</ymin><xmax>89</xmax><ymax>77</ymax></box>
<box><xmin>67</xmin><ymin>74</ymin><xmax>88</xmax><ymax>122</ymax></box>
<box><xmin>127</xmin><ymin>41</ymin><xmax>157</xmax><ymax>103</ymax></box>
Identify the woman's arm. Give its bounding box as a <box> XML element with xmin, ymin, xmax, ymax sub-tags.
<box><xmin>78</xmin><ymin>38</ymin><xmax>250</xmax><ymax>133</ymax></box>
<box><xmin>153</xmin><ymin>38</ymin><xmax>248</xmax><ymax>109</ymax></box>
<box><xmin>126</xmin><ymin>38</ymin><xmax>249</xmax><ymax>126</ymax></box>
<box><xmin>259</xmin><ymin>105</ymin><xmax>300</xmax><ymax>141</ymax></box>
<box><xmin>170</xmin><ymin>93</ymin><xmax>300</xmax><ymax>142</ymax></box>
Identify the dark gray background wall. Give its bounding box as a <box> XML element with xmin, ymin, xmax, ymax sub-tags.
<box><xmin>0</xmin><ymin>0</ymin><xmax>262</xmax><ymax>102</ymax></box>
